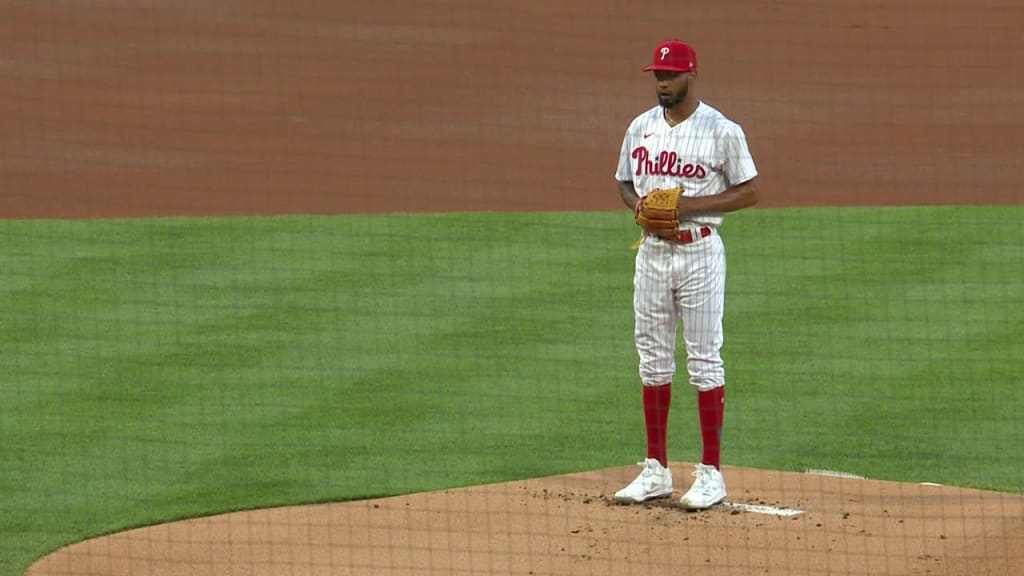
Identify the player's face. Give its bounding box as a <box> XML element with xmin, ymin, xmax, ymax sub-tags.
<box><xmin>654</xmin><ymin>71</ymin><xmax>693</xmax><ymax>108</ymax></box>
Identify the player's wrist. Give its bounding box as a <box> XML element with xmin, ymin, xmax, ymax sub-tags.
<box><xmin>676</xmin><ymin>194</ymin><xmax>695</xmax><ymax>215</ymax></box>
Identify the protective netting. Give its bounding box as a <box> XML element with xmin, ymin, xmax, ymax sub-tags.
<box><xmin>2</xmin><ymin>1</ymin><xmax>1022</xmax><ymax>575</ymax></box>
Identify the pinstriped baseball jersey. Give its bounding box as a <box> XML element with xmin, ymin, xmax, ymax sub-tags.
<box><xmin>615</xmin><ymin>102</ymin><xmax>758</xmax><ymax>228</ymax></box>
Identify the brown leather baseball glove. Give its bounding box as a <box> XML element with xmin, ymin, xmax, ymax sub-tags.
<box><xmin>635</xmin><ymin>187</ymin><xmax>682</xmax><ymax>238</ymax></box>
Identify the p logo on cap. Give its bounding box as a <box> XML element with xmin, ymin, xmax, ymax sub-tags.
<box><xmin>644</xmin><ymin>40</ymin><xmax>698</xmax><ymax>73</ymax></box>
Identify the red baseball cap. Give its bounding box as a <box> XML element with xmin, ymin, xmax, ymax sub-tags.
<box><xmin>643</xmin><ymin>40</ymin><xmax>698</xmax><ymax>73</ymax></box>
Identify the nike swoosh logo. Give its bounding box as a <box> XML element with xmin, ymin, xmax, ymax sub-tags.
<box><xmin>643</xmin><ymin>132</ymin><xmax>656</xmax><ymax>138</ymax></box>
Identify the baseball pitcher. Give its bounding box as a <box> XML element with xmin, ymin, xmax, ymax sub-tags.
<box><xmin>614</xmin><ymin>39</ymin><xmax>760</xmax><ymax>510</ymax></box>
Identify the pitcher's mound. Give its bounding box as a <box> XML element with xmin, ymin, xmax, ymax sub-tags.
<box><xmin>27</xmin><ymin>464</ymin><xmax>1024</xmax><ymax>576</ymax></box>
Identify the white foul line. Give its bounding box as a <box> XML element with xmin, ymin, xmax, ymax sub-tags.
<box><xmin>722</xmin><ymin>501</ymin><xmax>804</xmax><ymax>517</ymax></box>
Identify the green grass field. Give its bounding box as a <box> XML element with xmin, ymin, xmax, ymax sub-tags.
<box><xmin>2</xmin><ymin>205</ymin><xmax>1022</xmax><ymax>575</ymax></box>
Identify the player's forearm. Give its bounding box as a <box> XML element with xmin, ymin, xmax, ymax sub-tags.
<box><xmin>618</xmin><ymin>180</ymin><xmax>642</xmax><ymax>211</ymax></box>
<box><xmin>678</xmin><ymin>178</ymin><xmax>759</xmax><ymax>216</ymax></box>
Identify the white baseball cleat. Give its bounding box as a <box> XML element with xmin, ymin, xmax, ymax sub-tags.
<box><xmin>679</xmin><ymin>463</ymin><xmax>727</xmax><ymax>510</ymax></box>
<box><xmin>614</xmin><ymin>458</ymin><xmax>673</xmax><ymax>503</ymax></box>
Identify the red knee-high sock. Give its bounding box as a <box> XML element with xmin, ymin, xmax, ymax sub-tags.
<box><xmin>643</xmin><ymin>383</ymin><xmax>672</xmax><ymax>467</ymax></box>
<box><xmin>698</xmin><ymin>387</ymin><xmax>725</xmax><ymax>469</ymax></box>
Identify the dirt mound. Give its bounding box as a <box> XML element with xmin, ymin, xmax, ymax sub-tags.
<box><xmin>28</xmin><ymin>464</ymin><xmax>1024</xmax><ymax>576</ymax></box>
